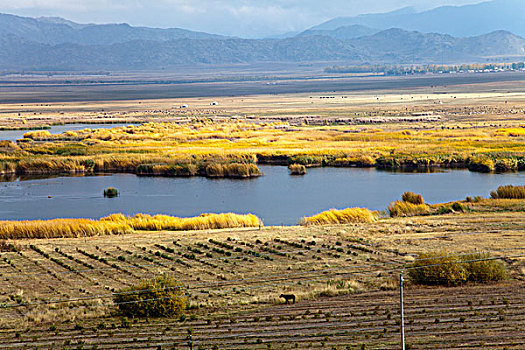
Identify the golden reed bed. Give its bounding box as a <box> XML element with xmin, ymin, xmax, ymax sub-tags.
<box><xmin>0</xmin><ymin>212</ymin><xmax>261</xmax><ymax>239</ymax></box>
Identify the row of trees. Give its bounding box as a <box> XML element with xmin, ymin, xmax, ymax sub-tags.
<box><xmin>326</xmin><ymin>62</ymin><xmax>525</xmax><ymax>75</ymax></box>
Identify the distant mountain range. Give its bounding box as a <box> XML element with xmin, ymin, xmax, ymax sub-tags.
<box><xmin>0</xmin><ymin>13</ymin><xmax>226</xmax><ymax>46</ymax></box>
<box><xmin>0</xmin><ymin>0</ymin><xmax>524</xmax><ymax>71</ymax></box>
<box><xmin>311</xmin><ymin>0</ymin><xmax>525</xmax><ymax>38</ymax></box>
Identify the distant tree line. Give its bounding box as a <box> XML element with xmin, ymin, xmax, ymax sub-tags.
<box><xmin>325</xmin><ymin>62</ymin><xmax>525</xmax><ymax>75</ymax></box>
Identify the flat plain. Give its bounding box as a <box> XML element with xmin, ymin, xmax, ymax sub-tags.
<box><xmin>0</xmin><ymin>72</ymin><xmax>524</xmax><ymax>349</ymax></box>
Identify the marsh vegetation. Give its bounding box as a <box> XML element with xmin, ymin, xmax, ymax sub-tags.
<box><xmin>1</xmin><ymin>119</ymin><xmax>525</xmax><ymax>180</ymax></box>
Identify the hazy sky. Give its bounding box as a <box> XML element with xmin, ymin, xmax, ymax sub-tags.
<box><xmin>0</xmin><ymin>0</ymin><xmax>485</xmax><ymax>38</ymax></box>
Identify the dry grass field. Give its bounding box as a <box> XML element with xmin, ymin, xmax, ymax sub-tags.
<box><xmin>1</xmin><ymin>86</ymin><xmax>525</xmax><ymax>177</ymax></box>
<box><xmin>0</xmin><ymin>205</ymin><xmax>523</xmax><ymax>349</ymax></box>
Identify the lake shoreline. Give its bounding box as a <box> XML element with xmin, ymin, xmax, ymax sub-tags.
<box><xmin>1</xmin><ymin>166</ymin><xmax>523</xmax><ymax>225</ymax></box>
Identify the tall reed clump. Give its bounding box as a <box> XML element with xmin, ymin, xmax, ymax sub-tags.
<box><xmin>490</xmin><ymin>185</ymin><xmax>525</xmax><ymax>199</ymax></box>
<box><xmin>300</xmin><ymin>207</ymin><xmax>378</xmax><ymax>225</ymax></box>
<box><xmin>103</xmin><ymin>213</ymin><xmax>261</xmax><ymax>231</ymax></box>
<box><xmin>136</xmin><ymin>163</ymin><xmax>198</xmax><ymax>177</ymax></box>
<box><xmin>205</xmin><ymin>163</ymin><xmax>261</xmax><ymax>178</ymax></box>
<box><xmin>388</xmin><ymin>192</ymin><xmax>429</xmax><ymax>217</ymax></box>
<box><xmin>401</xmin><ymin>191</ymin><xmax>424</xmax><ymax>205</ymax></box>
<box><xmin>23</xmin><ymin>130</ymin><xmax>53</xmax><ymax>140</ymax></box>
<box><xmin>114</xmin><ymin>275</ymin><xmax>186</xmax><ymax>318</ymax></box>
<box><xmin>288</xmin><ymin>163</ymin><xmax>306</xmax><ymax>175</ymax></box>
<box><xmin>388</xmin><ymin>201</ymin><xmax>429</xmax><ymax>217</ymax></box>
<box><xmin>408</xmin><ymin>251</ymin><xmax>506</xmax><ymax>286</ymax></box>
<box><xmin>0</xmin><ymin>219</ymin><xmax>132</xmax><ymax>239</ymax></box>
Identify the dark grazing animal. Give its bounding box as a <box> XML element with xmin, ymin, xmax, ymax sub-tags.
<box><xmin>280</xmin><ymin>294</ymin><xmax>296</xmax><ymax>304</ymax></box>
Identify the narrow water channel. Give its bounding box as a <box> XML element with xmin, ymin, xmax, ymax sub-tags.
<box><xmin>0</xmin><ymin>123</ymin><xmax>139</xmax><ymax>141</ymax></box>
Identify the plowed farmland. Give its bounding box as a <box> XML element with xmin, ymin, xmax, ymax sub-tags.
<box><xmin>0</xmin><ymin>210</ymin><xmax>524</xmax><ymax>349</ymax></box>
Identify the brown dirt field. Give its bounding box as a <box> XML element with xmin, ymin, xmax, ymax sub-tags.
<box><xmin>0</xmin><ymin>209</ymin><xmax>523</xmax><ymax>349</ymax></box>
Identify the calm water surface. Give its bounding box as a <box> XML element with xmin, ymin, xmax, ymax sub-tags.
<box><xmin>0</xmin><ymin>123</ymin><xmax>139</xmax><ymax>141</ymax></box>
<box><xmin>1</xmin><ymin>166</ymin><xmax>524</xmax><ymax>225</ymax></box>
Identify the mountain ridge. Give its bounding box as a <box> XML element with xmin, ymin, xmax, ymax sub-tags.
<box><xmin>0</xmin><ymin>12</ymin><xmax>228</xmax><ymax>46</ymax></box>
<box><xmin>0</xmin><ymin>9</ymin><xmax>524</xmax><ymax>71</ymax></box>
<box><xmin>310</xmin><ymin>0</ymin><xmax>525</xmax><ymax>38</ymax></box>
<box><xmin>0</xmin><ymin>28</ymin><xmax>523</xmax><ymax>71</ymax></box>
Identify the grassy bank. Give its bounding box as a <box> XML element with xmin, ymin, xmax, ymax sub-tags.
<box><xmin>0</xmin><ymin>213</ymin><xmax>261</xmax><ymax>239</ymax></box>
<box><xmin>300</xmin><ymin>207</ymin><xmax>378</xmax><ymax>225</ymax></box>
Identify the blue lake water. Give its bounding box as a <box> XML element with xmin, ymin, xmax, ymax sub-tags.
<box><xmin>1</xmin><ymin>166</ymin><xmax>524</xmax><ymax>225</ymax></box>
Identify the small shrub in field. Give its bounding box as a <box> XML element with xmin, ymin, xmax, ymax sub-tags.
<box><xmin>409</xmin><ymin>251</ymin><xmax>469</xmax><ymax>286</ymax></box>
<box><xmin>401</xmin><ymin>192</ymin><xmax>424</xmax><ymax>205</ymax></box>
<box><xmin>436</xmin><ymin>202</ymin><xmax>466</xmax><ymax>215</ymax></box>
<box><xmin>464</xmin><ymin>253</ymin><xmax>506</xmax><ymax>282</ymax></box>
<box><xmin>474</xmin><ymin>196</ymin><xmax>483</xmax><ymax>202</ymax></box>
<box><xmin>490</xmin><ymin>185</ymin><xmax>525</xmax><ymax>199</ymax></box>
<box><xmin>103</xmin><ymin>187</ymin><xmax>119</xmax><ymax>198</ymax></box>
<box><xmin>113</xmin><ymin>275</ymin><xmax>186</xmax><ymax>318</ymax></box>
<box><xmin>465</xmin><ymin>196</ymin><xmax>483</xmax><ymax>203</ymax></box>
<box><xmin>451</xmin><ymin>202</ymin><xmax>466</xmax><ymax>212</ymax></box>
<box><xmin>388</xmin><ymin>201</ymin><xmax>429</xmax><ymax>217</ymax></box>
<box><xmin>436</xmin><ymin>205</ymin><xmax>454</xmax><ymax>215</ymax></box>
<box><xmin>409</xmin><ymin>251</ymin><xmax>506</xmax><ymax>286</ymax></box>
<box><xmin>288</xmin><ymin>163</ymin><xmax>306</xmax><ymax>175</ymax></box>
<box><xmin>300</xmin><ymin>207</ymin><xmax>378</xmax><ymax>225</ymax></box>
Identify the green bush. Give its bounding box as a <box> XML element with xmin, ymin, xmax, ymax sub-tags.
<box><xmin>401</xmin><ymin>192</ymin><xmax>424</xmax><ymax>205</ymax></box>
<box><xmin>409</xmin><ymin>251</ymin><xmax>468</xmax><ymax>286</ymax></box>
<box><xmin>103</xmin><ymin>187</ymin><xmax>119</xmax><ymax>198</ymax></box>
<box><xmin>490</xmin><ymin>185</ymin><xmax>525</xmax><ymax>199</ymax></box>
<box><xmin>113</xmin><ymin>275</ymin><xmax>186</xmax><ymax>318</ymax></box>
<box><xmin>435</xmin><ymin>205</ymin><xmax>454</xmax><ymax>215</ymax></box>
<box><xmin>408</xmin><ymin>251</ymin><xmax>506</xmax><ymax>286</ymax></box>
<box><xmin>464</xmin><ymin>253</ymin><xmax>507</xmax><ymax>282</ymax></box>
<box><xmin>451</xmin><ymin>202</ymin><xmax>466</xmax><ymax>212</ymax></box>
<box><xmin>437</xmin><ymin>202</ymin><xmax>466</xmax><ymax>215</ymax></box>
